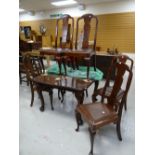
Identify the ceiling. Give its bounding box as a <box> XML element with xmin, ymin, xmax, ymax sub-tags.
<box><xmin>19</xmin><ymin>0</ymin><xmax>129</xmax><ymax>12</ymax></box>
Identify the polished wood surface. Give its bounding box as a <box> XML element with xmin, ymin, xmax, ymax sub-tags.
<box><xmin>34</xmin><ymin>75</ymin><xmax>93</xmax><ymax>91</ymax></box>
<box><xmin>23</xmin><ymin>54</ymin><xmax>54</xmax><ymax>110</ymax></box>
<box><xmin>48</xmin><ymin>14</ymin><xmax>74</xmax><ymax>74</ymax></box>
<box><xmin>55</xmin><ymin>14</ymin><xmax>74</xmax><ymax>49</ymax></box>
<box><xmin>73</xmin><ymin>14</ymin><xmax>98</xmax><ymax>77</ymax></box>
<box><xmin>33</xmin><ymin>74</ymin><xmax>97</xmax><ymax>111</ymax></box>
<box><xmin>33</xmin><ymin>75</ymin><xmax>98</xmax><ymax>111</ymax></box>
<box><xmin>75</xmin><ymin>14</ymin><xmax>98</xmax><ymax>51</ymax></box>
<box><xmin>75</xmin><ymin>62</ymin><xmax>133</xmax><ymax>155</ymax></box>
<box><xmin>20</xmin><ymin>39</ymin><xmax>41</xmax><ymax>52</ymax></box>
<box><xmin>39</xmin><ymin>14</ymin><xmax>98</xmax><ymax>78</ymax></box>
<box><xmin>40</xmin><ymin>48</ymin><xmax>95</xmax><ymax>57</ymax></box>
<box><xmin>92</xmin><ymin>55</ymin><xmax>134</xmax><ymax>110</ymax></box>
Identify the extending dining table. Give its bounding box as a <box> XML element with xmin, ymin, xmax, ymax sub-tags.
<box><xmin>33</xmin><ymin>74</ymin><xmax>99</xmax><ymax>111</ymax></box>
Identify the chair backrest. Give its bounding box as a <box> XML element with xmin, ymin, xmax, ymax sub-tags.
<box><xmin>101</xmin><ymin>62</ymin><xmax>133</xmax><ymax>113</ymax></box>
<box><xmin>55</xmin><ymin>14</ymin><xmax>74</xmax><ymax>49</ymax></box>
<box><xmin>23</xmin><ymin>54</ymin><xmax>44</xmax><ymax>81</ymax></box>
<box><xmin>75</xmin><ymin>13</ymin><xmax>98</xmax><ymax>51</ymax></box>
<box><xmin>118</xmin><ymin>55</ymin><xmax>133</xmax><ymax>71</ymax></box>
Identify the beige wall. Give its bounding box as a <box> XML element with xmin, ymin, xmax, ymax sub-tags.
<box><xmin>19</xmin><ymin>12</ymin><xmax>135</xmax><ymax>53</ymax></box>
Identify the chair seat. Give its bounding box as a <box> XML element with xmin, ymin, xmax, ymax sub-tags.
<box><xmin>77</xmin><ymin>103</ymin><xmax>118</xmax><ymax>130</ymax></box>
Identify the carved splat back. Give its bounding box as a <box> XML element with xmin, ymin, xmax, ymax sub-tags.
<box><xmin>101</xmin><ymin>62</ymin><xmax>133</xmax><ymax>112</ymax></box>
<box><xmin>23</xmin><ymin>54</ymin><xmax>44</xmax><ymax>81</ymax></box>
<box><xmin>118</xmin><ymin>55</ymin><xmax>134</xmax><ymax>71</ymax></box>
<box><xmin>75</xmin><ymin>14</ymin><xmax>98</xmax><ymax>50</ymax></box>
<box><xmin>55</xmin><ymin>14</ymin><xmax>74</xmax><ymax>49</ymax></box>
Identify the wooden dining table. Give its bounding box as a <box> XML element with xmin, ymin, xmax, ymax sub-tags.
<box><xmin>33</xmin><ymin>74</ymin><xmax>99</xmax><ymax>111</ymax></box>
<box><xmin>39</xmin><ymin>47</ymin><xmax>96</xmax><ymax>78</ymax></box>
<box><xmin>40</xmin><ymin>47</ymin><xmax>95</xmax><ymax>57</ymax></box>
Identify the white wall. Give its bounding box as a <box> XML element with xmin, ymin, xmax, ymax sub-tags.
<box><xmin>19</xmin><ymin>0</ymin><xmax>135</xmax><ymax>21</ymax></box>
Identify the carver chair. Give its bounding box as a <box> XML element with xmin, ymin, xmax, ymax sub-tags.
<box><xmin>54</xmin><ymin>14</ymin><xmax>74</xmax><ymax>75</ymax></box>
<box><xmin>92</xmin><ymin>55</ymin><xmax>133</xmax><ymax>110</ymax></box>
<box><xmin>75</xmin><ymin>62</ymin><xmax>133</xmax><ymax>155</ymax></box>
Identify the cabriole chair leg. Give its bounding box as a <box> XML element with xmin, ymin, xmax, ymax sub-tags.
<box><xmin>75</xmin><ymin>110</ymin><xmax>83</xmax><ymax>131</ymax></box>
<box><xmin>116</xmin><ymin>121</ymin><xmax>122</xmax><ymax>141</ymax></box>
<box><xmin>88</xmin><ymin>127</ymin><xmax>96</xmax><ymax>155</ymax></box>
<box><xmin>30</xmin><ymin>85</ymin><xmax>34</xmax><ymax>107</ymax></box>
<box><xmin>49</xmin><ymin>89</ymin><xmax>54</xmax><ymax>110</ymax></box>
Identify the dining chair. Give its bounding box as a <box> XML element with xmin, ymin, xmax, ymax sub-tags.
<box><xmin>19</xmin><ymin>51</ymin><xmax>29</xmax><ymax>86</ymax></box>
<box><xmin>73</xmin><ymin>13</ymin><xmax>98</xmax><ymax>78</ymax></box>
<box><xmin>23</xmin><ymin>54</ymin><xmax>54</xmax><ymax>110</ymax></box>
<box><xmin>54</xmin><ymin>14</ymin><xmax>74</xmax><ymax>75</ymax></box>
<box><xmin>75</xmin><ymin>62</ymin><xmax>133</xmax><ymax>155</ymax></box>
<box><xmin>92</xmin><ymin>55</ymin><xmax>133</xmax><ymax>110</ymax></box>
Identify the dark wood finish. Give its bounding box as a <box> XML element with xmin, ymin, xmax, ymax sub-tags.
<box><xmin>74</xmin><ymin>14</ymin><xmax>98</xmax><ymax>78</ymax></box>
<box><xmin>40</xmin><ymin>48</ymin><xmax>94</xmax><ymax>57</ymax></box>
<box><xmin>23</xmin><ymin>54</ymin><xmax>54</xmax><ymax>110</ymax></box>
<box><xmin>75</xmin><ymin>14</ymin><xmax>98</xmax><ymax>51</ymax></box>
<box><xmin>92</xmin><ymin>55</ymin><xmax>134</xmax><ymax>110</ymax></box>
<box><xmin>77</xmin><ymin>53</ymin><xmax>117</xmax><ymax>80</ymax></box>
<box><xmin>19</xmin><ymin>39</ymin><xmax>42</xmax><ymax>52</ymax></box>
<box><xmin>40</xmin><ymin>14</ymin><xmax>98</xmax><ymax>79</ymax></box>
<box><xmin>19</xmin><ymin>51</ymin><xmax>29</xmax><ymax>85</ymax></box>
<box><xmin>54</xmin><ymin>14</ymin><xmax>74</xmax><ymax>75</ymax></box>
<box><xmin>75</xmin><ymin>62</ymin><xmax>133</xmax><ymax>155</ymax></box>
<box><xmin>55</xmin><ymin>14</ymin><xmax>74</xmax><ymax>49</ymax></box>
<box><xmin>93</xmin><ymin>54</ymin><xmax>117</xmax><ymax>79</ymax></box>
<box><xmin>33</xmin><ymin>75</ymin><xmax>97</xmax><ymax>111</ymax></box>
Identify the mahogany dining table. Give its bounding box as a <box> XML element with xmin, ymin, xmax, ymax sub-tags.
<box><xmin>39</xmin><ymin>47</ymin><xmax>96</xmax><ymax>78</ymax></box>
<box><xmin>33</xmin><ymin>74</ymin><xmax>99</xmax><ymax>111</ymax></box>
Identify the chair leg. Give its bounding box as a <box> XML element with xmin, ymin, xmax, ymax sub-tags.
<box><xmin>57</xmin><ymin>60</ymin><xmax>62</xmax><ymax>75</ymax></box>
<box><xmin>93</xmin><ymin>55</ymin><xmax>96</xmax><ymax>71</ymax></box>
<box><xmin>70</xmin><ymin>57</ymin><xmax>75</xmax><ymax>70</ymax></box>
<box><xmin>49</xmin><ymin>89</ymin><xmax>54</xmax><ymax>110</ymax></box>
<box><xmin>75</xmin><ymin>110</ymin><xmax>83</xmax><ymax>131</ymax></box>
<box><xmin>26</xmin><ymin>80</ymin><xmax>29</xmax><ymax>86</ymax></box>
<box><xmin>75</xmin><ymin>58</ymin><xmax>79</xmax><ymax>70</ymax></box>
<box><xmin>62</xmin><ymin>59</ymin><xmax>67</xmax><ymax>76</ymax></box>
<box><xmin>116</xmin><ymin>121</ymin><xmax>122</xmax><ymax>141</ymax></box>
<box><xmin>86</xmin><ymin>60</ymin><xmax>90</xmax><ymax>79</ymax></box>
<box><xmin>124</xmin><ymin>96</ymin><xmax>127</xmax><ymax>111</ymax></box>
<box><xmin>58</xmin><ymin>89</ymin><xmax>61</xmax><ymax>100</ymax></box>
<box><xmin>40</xmin><ymin>57</ymin><xmax>45</xmax><ymax>71</ymax></box>
<box><xmin>26</xmin><ymin>77</ymin><xmax>29</xmax><ymax>86</ymax></box>
<box><xmin>61</xmin><ymin>89</ymin><xmax>65</xmax><ymax>103</ymax></box>
<box><xmin>30</xmin><ymin>85</ymin><xmax>34</xmax><ymax>107</ymax></box>
<box><xmin>92</xmin><ymin>93</ymin><xmax>98</xmax><ymax>102</ymax></box>
<box><xmin>85</xmin><ymin>89</ymin><xmax>88</xmax><ymax>97</ymax></box>
<box><xmin>88</xmin><ymin>127</ymin><xmax>96</xmax><ymax>155</ymax></box>
<box><xmin>19</xmin><ymin>72</ymin><xmax>22</xmax><ymax>85</ymax></box>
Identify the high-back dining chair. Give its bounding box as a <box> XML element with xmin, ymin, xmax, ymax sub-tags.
<box><xmin>23</xmin><ymin>54</ymin><xmax>54</xmax><ymax>110</ymax></box>
<box><xmin>75</xmin><ymin>14</ymin><xmax>98</xmax><ymax>51</ymax></box>
<box><xmin>75</xmin><ymin>62</ymin><xmax>133</xmax><ymax>155</ymax></box>
<box><xmin>92</xmin><ymin>55</ymin><xmax>134</xmax><ymax>110</ymax></box>
<box><xmin>73</xmin><ymin>13</ymin><xmax>98</xmax><ymax>78</ymax></box>
<box><xmin>19</xmin><ymin>51</ymin><xmax>29</xmax><ymax>86</ymax></box>
<box><xmin>54</xmin><ymin>14</ymin><xmax>74</xmax><ymax>75</ymax></box>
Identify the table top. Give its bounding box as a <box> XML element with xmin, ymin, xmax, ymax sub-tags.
<box><xmin>40</xmin><ymin>47</ymin><xmax>95</xmax><ymax>57</ymax></box>
<box><xmin>33</xmin><ymin>74</ymin><xmax>94</xmax><ymax>92</ymax></box>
